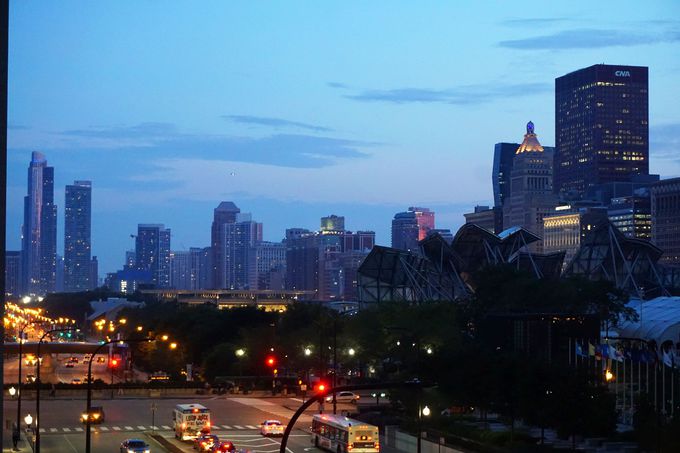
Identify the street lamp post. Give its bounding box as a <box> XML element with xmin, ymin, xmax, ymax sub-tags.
<box><xmin>85</xmin><ymin>337</ymin><xmax>169</xmax><ymax>453</ymax></box>
<box><xmin>15</xmin><ymin>320</ymin><xmax>39</xmax><ymax>446</ymax></box>
<box><xmin>417</xmin><ymin>405</ymin><xmax>430</xmax><ymax>453</ymax></box>
<box><xmin>35</xmin><ymin>327</ymin><xmax>74</xmax><ymax>453</ymax></box>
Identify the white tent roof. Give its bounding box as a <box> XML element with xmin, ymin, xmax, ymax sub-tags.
<box><xmin>615</xmin><ymin>297</ymin><xmax>680</xmax><ymax>345</ymax></box>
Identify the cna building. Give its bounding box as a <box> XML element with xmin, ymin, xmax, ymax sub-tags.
<box><xmin>554</xmin><ymin>64</ymin><xmax>649</xmax><ymax>199</ymax></box>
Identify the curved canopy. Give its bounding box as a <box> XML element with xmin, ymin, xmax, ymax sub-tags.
<box><xmin>615</xmin><ymin>297</ymin><xmax>680</xmax><ymax>345</ymax></box>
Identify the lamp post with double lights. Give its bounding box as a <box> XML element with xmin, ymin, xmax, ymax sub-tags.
<box><xmin>13</xmin><ymin>318</ymin><xmax>43</xmax><ymax>446</ymax></box>
<box><xmin>35</xmin><ymin>327</ymin><xmax>75</xmax><ymax>453</ymax></box>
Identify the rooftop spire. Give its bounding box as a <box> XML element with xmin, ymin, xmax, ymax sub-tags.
<box><xmin>516</xmin><ymin>121</ymin><xmax>544</xmax><ymax>154</ymax></box>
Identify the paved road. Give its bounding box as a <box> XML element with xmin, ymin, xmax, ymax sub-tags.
<box><xmin>2</xmin><ymin>396</ymin><xmax>363</xmax><ymax>453</ymax></box>
<box><xmin>4</xmin><ymin>353</ymin><xmax>118</xmax><ymax>386</ymax></box>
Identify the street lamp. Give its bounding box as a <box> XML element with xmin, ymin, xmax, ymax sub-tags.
<box><xmin>304</xmin><ymin>347</ymin><xmax>312</xmax><ymax>356</ymax></box>
<box><xmin>36</xmin><ymin>327</ymin><xmax>74</xmax><ymax>453</ymax></box>
<box><xmin>24</xmin><ymin>413</ymin><xmax>32</xmax><ymax>428</ymax></box>
<box><xmin>8</xmin><ymin>386</ymin><xmax>16</xmax><ymax>397</ymax></box>
<box><xmin>417</xmin><ymin>404</ymin><xmax>431</xmax><ymax>453</ymax></box>
<box><xmin>15</xmin><ymin>319</ymin><xmax>41</xmax><ymax>449</ymax></box>
<box><xmin>348</xmin><ymin>348</ymin><xmax>356</xmax><ymax>356</ymax></box>
<box><xmin>235</xmin><ymin>348</ymin><xmax>245</xmax><ymax>357</ymax></box>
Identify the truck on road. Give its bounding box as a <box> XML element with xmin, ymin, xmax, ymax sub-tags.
<box><xmin>173</xmin><ymin>403</ymin><xmax>211</xmax><ymax>441</ymax></box>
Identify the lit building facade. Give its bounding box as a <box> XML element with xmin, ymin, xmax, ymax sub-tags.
<box><xmin>607</xmin><ymin>192</ymin><xmax>652</xmax><ymax>240</ymax></box>
<box><xmin>502</xmin><ymin>122</ymin><xmax>558</xmax><ymax>251</ymax></box>
<box><xmin>555</xmin><ymin>64</ymin><xmax>649</xmax><ymax>199</ymax></box>
<box><xmin>251</xmin><ymin>241</ymin><xmax>286</xmax><ymax>290</ymax></box>
<box><xmin>64</xmin><ymin>180</ymin><xmax>93</xmax><ymax>291</ymax></box>
<box><xmin>543</xmin><ymin>207</ymin><xmax>608</xmax><ymax>267</ymax></box>
<box><xmin>391</xmin><ymin>207</ymin><xmax>434</xmax><ymax>253</ymax></box>
<box><xmin>651</xmin><ymin>177</ymin><xmax>680</xmax><ymax>265</ymax></box>
<box><xmin>135</xmin><ymin>224</ymin><xmax>171</xmax><ymax>288</ymax></box>
<box><xmin>21</xmin><ymin>151</ymin><xmax>57</xmax><ymax>295</ymax></box>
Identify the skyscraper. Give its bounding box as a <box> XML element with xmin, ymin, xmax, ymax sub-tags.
<box><xmin>503</xmin><ymin>122</ymin><xmax>558</xmax><ymax>251</ymax></box>
<box><xmin>651</xmin><ymin>177</ymin><xmax>680</xmax><ymax>265</ymax></box>
<box><xmin>391</xmin><ymin>207</ymin><xmax>434</xmax><ymax>253</ymax></box>
<box><xmin>221</xmin><ymin>213</ymin><xmax>262</xmax><ymax>289</ymax></box>
<box><xmin>211</xmin><ymin>201</ymin><xmax>240</xmax><ymax>289</ymax></box>
<box><xmin>5</xmin><ymin>251</ymin><xmax>21</xmax><ymax>296</ymax></box>
<box><xmin>135</xmin><ymin>224</ymin><xmax>171</xmax><ymax>288</ymax></box>
<box><xmin>64</xmin><ymin>180</ymin><xmax>92</xmax><ymax>292</ymax></box>
<box><xmin>492</xmin><ymin>142</ymin><xmax>520</xmax><ymax>209</ymax></box>
<box><xmin>555</xmin><ymin>64</ymin><xmax>649</xmax><ymax>199</ymax></box>
<box><xmin>21</xmin><ymin>151</ymin><xmax>57</xmax><ymax>295</ymax></box>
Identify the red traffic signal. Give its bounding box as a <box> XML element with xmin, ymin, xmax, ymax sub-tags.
<box><xmin>110</xmin><ymin>359</ymin><xmax>119</xmax><ymax>367</ymax></box>
<box><xmin>265</xmin><ymin>356</ymin><xmax>276</xmax><ymax>367</ymax></box>
<box><xmin>315</xmin><ymin>382</ymin><xmax>328</xmax><ymax>394</ymax></box>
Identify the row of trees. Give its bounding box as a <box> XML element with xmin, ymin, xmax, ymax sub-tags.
<box><xmin>39</xmin><ymin>266</ymin><xmax>643</xmax><ymax>445</ymax></box>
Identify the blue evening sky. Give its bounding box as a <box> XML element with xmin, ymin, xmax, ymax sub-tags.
<box><xmin>6</xmin><ymin>1</ymin><xmax>680</xmax><ymax>275</ymax></box>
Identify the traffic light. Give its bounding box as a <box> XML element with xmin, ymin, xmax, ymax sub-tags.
<box><xmin>265</xmin><ymin>356</ymin><xmax>276</xmax><ymax>367</ymax></box>
<box><xmin>110</xmin><ymin>359</ymin><xmax>119</xmax><ymax>368</ymax></box>
<box><xmin>315</xmin><ymin>382</ymin><xmax>328</xmax><ymax>394</ymax></box>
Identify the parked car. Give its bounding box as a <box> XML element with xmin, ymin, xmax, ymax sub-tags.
<box><xmin>211</xmin><ymin>441</ymin><xmax>235</xmax><ymax>452</ymax></box>
<box><xmin>120</xmin><ymin>438</ymin><xmax>150</xmax><ymax>453</ymax></box>
<box><xmin>325</xmin><ymin>391</ymin><xmax>360</xmax><ymax>404</ymax></box>
<box><xmin>193</xmin><ymin>434</ymin><xmax>219</xmax><ymax>451</ymax></box>
<box><xmin>71</xmin><ymin>378</ymin><xmax>82</xmax><ymax>385</ymax></box>
<box><xmin>81</xmin><ymin>406</ymin><xmax>105</xmax><ymax>424</ymax></box>
<box><xmin>260</xmin><ymin>420</ymin><xmax>285</xmax><ymax>437</ymax></box>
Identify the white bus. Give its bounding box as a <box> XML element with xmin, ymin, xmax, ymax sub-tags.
<box><xmin>173</xmin><ymin>403</ymin><xmax>211</xmax><ymax>441</ymax></box>
<box><xmin>311</xmin><ymin>414</ymin><xmax>380</xmax><ymax>453</ymax></box>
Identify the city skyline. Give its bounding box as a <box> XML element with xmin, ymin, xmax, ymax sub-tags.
<box><xmin>6</xmin><ymin>1</ymin><xmax>680</xmax><ymax>275</ymax></box>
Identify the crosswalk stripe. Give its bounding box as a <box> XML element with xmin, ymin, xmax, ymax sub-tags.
<box><xmin>39</xmin><ymin>429</ymin><xmax>45</xmax><ymax>433</ymax></box>
<box><xmin>63</xmin><ymin>428</ymin><xmax>71</xmax><ymax>432</ymax></box>
<box><xmin>137</xmin><ymin>425</ymin><xmax>146</xmax><ymax>430</ymax></box>
<box><xmin>221</xmin><ymin>425</ymin><xmax>232</xmax><ymax>429</ymax></box>
<box><xmin>125</xmin><ymin>426</ymin><xmax>133</xmax><ymax>430</ymax></box>
<box><xmin>75</xmin><ymin>427</ymin><xmax>83</xmax><ymax>432</ymax></box>
<box><xmin>50</xmin><ymin>428</ymin><xmax>58</xmax><ymax>432</ymax></box>
<box><xmin>100</xmin><ymin>427</ymin><xmax>109</xmax><ymax>431</ymax></box>
<box><xmin>233</xmin><ymin>425</ymin><xmax>244</xmax><ymax>429</ymax></box>
<box><xmin>112</xmin><ymin>427</ymin><xmax>121</xmax><ymax>431</ymax></box>
<box><xmin>162</xmin><ymin>425</ymin><xmax>171</xmax><ymax>430</ymax></box>
<box><xmin>151</xmin><ymin>426</ymin><xmax>159</xmax><ymax>430</ymax></box>
<box><xmin>245</xmin><ymin>425</ymin><xmax>258</xmax><ymax>429</ymax></box>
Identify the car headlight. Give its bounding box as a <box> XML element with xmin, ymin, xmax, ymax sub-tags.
<box><xmin>81</xmin><ymin>414</ymin><xmax>87</xmax><ymax>420</ymax></box>
<box><xmin>93</xmin><ymin>414</ymin><xmax>100</xmax><ymax>419</ymax></box>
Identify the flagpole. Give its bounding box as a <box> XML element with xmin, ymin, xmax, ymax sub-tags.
<box><xmin>662</xmin><ymin>360</ymin><xmax>666</xmax><ymax>416</ymax></box>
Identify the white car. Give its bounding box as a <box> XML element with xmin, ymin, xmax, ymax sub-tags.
<box><xmin>260</xmin><ymin>420</ymin><xmax>285</xmax><ymax>437</ymax></box>
<box><xmin>325</xmin><ymin>391</ymin><xmax>360</xmax><ymax>404</ymax></box>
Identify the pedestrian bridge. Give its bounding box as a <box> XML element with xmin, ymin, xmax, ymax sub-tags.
<box><xmin>3</xmin><ymin>342</ymin><xmax>127</xmax><ymax>354</ymax></box>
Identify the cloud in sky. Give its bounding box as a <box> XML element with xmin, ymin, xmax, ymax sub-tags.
<box><xmin>343</xmin><ymin>82</ymin><xmax>551</xmax><ymax>105</ymax></box>
<box><xmin>499</xmin><ymin>28</ymin><xmax>680</xmax><ymax>50</ymax></box>
<box><xmin>222</xmin><ymin>115</ymin><xmax>332</xmax><ymax>132</ymax></box>
<box><xmin>500</xmin><ymin>17</ymin><xmax>569</xmax><ymax>27</ymax></box>
<box><xmin>51</xmin><ymin>123</ymin><xmax>371</xmax><ymax>168</ymax></box>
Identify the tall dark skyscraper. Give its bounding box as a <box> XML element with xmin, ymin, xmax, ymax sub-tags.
<box><xmin>211</xmin><ymin>201</ymin><xmax>240</xmax><ymax>289</ymax></box>
<box><xmin>221</xmin><ymin>213</ymin><xmax>262</xmax><ymax>289</ymax></box>
<box><xmin>135</xmin><ymin>224</ymin><xmax>171</xmax><ymax>288</ymax></box>
<box><xmin>5</xmin><ymin>251</ymin><xmax>21</xmax><ymax>296</ymax></box>
<box><xmin>21</xmin><ymin>151</ymin><xmax>57</xmax><ymax>295</ymax></box>
<box><xmin>64</xmin><ymin>180</ymin><xmax>92</xmax><ymax>291</ymax></box>
<box><xmin>492</xmin><ymin>142</ymin><xmax>520</xmax><ymax>209</ymax></box>
<box><xmin>555</xmin><ymin>64</ymin><xmax>649</xmax><ymax>199</ymax></box>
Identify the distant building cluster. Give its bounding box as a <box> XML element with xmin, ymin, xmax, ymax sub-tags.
<box><xmin>6</xmin><ymin>63</ymin><xmax>680</xmax><ymax>302</ymax></box>
<box><xmin>464</xmin><ymin>64</ymin><xmax>680</xmax><ymax>270</ymax></box>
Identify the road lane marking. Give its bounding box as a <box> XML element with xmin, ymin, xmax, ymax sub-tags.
<box><xmin>125</xmin><ymin>426</ymin><xmax>134</xmax><ymax>430</ymax></box>
<box><xmin>63</xmin><ymin>434</ymin><xmax>79</xmax><ymax>453</ymax></box>
<box><xmin>151</xmin><ymin>426</ymin><xmax>159</xmax><ymax>430</ymax></box>
<box><xmin>74</xmin><ymin>427</ymin><xmax>83</xmax><ymax>432</ymax></box>
<box><xmin>100</xmin><ymin>427</ymin><xmax>109</xmax><ymax>431</ymax></box>
<box><xmin>137</xmin><ymin>425</ymin><xmax>146</xmax><ymax>430</ymax></box>
<box><xmin>246</xmin><ymin>425</ymin><xmax>258</xmax><ymax>429</ymax></box>
<box><xmin>63</xmin><ymin>428</ymin><xmax>71</xmax><ymax>432</ymax></box>
<box><xmin>162</xmin><ymin>425</ymin><xmax>171</xmax><ymax>429</ymax></box>
<box><xmin>112</xmin><ymin>426</ymin><xmax>121</xmax><ymax>431</ymax></box>
<box><xmin>39</xmin><ymin>428</ymin><xmax>45</xmax><ymax>433</ymax></box>
<box><xmin>50</xmin><ymin>428</ymin><xmax>58</xmax><ymax>432</ymax></box>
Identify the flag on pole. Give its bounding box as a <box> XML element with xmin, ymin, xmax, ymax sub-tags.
<box><xmin>588</xmin><ymin>342</ymin><xmax>596</xmax><ymax>357</ymax></box>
